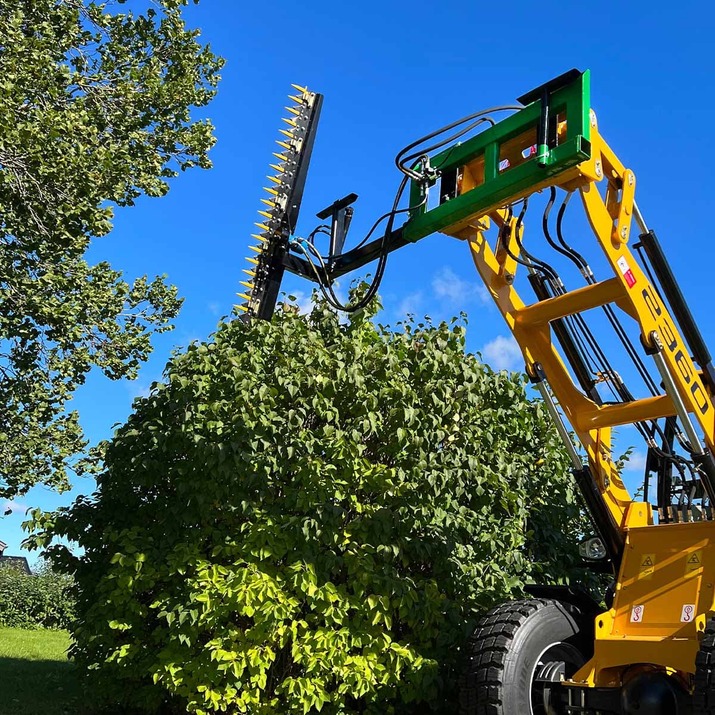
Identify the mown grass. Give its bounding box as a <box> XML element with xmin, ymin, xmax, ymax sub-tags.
<box><xmin>0</xmin><ymin>627</ymin><xmax>81</xmax><ymax>715</ymax></box>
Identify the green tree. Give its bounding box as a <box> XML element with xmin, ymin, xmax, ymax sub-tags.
<box><xmin>0</xmin><ymin>559</ymin><xmax>75</xmax><ymax>629</ymax></box>
<box><xmin>0</xmin><ymin>0</ymin><xmax>222</xmax><ymax>499</ymax></box>
<box><xmin>29</xmin><ymin>294</ymin><xmax>590</xmax><ymax>714</ymax></box>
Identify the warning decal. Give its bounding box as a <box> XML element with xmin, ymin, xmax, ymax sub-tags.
<box><xmin>638</xmin><ymin>553</ymin><xmax>655</xmax><ymax>579</ymax></box>
<box><xmin>681</xmin><ymin>604</ymin><xmax>696</xmax><ymax>623</ymax></box>
<box><xmin>685</xmin><ymin>550</ymin><xmax>704</xmax><ymax>575</ymax></box>
<box><xmin>616</xmin><ymin>256</ymin><xmax>637</xmax><ymax>288</ymax></box>
<box><xmin>630</xmin><ymin>604</ymin><xmax>645</xmax><ymax>623</ymax></box>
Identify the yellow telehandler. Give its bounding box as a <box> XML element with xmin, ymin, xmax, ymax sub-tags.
<box><xmin>239</xmin><ymin>70</ymin><xmax>715</xmax><ymax>714</ymax></box>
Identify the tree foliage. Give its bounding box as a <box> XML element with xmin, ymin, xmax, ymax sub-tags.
<box><xmin>0</xmin><ymin>0</ymin><xmax>222</xmax><ymax>498</ymax></box>
<box><xmin>0</xmin><ymin>560</ymin><xmax>75</xmax><ymax>629</ymax></box>
<box><xmin>30</xmin><ymin>295</ymin><xmax>589</xmax><ymax>713</ymax></box>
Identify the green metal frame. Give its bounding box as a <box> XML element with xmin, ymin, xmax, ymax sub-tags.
<box><xmin>403</xmin><ymin>70</ymin><xmax>592</xmax><ymax>243</ymax></box>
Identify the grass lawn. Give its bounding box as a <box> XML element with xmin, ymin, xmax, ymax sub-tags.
<box><xmin>0</xmin><ymin>627</ymin><xmax>82</xmax><ymax>715</ymax></box>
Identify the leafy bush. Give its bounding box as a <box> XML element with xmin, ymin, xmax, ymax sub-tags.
<box><xmin>31</xmin><ymin>295</ymin><xmax>588</xmax><ymax>713</ymax></box>
<box><xmin>0</xmin><ymin>561</ymin><xmax>75</xmax><ymax>629</ymax></box>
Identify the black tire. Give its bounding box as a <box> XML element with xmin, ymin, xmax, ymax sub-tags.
<box><xmin>459</xmin><ymin>598</ymin><xmax>587</xmax><ymax>715</ymax></box>
<box><xmin>694</xmin><ymin>617</ymin><xmax>715</xmax><ymax>713</ymax></box>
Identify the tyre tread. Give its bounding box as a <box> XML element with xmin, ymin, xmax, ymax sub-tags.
<box><xmin>694</xmin><ymin>617</ymin><xmax>715</xmax><ymax>713</ymax></box>
<box><xmin>459</xmin><ymin>598</ymin><xmax>559</xmax><ymax>715</ymax></box>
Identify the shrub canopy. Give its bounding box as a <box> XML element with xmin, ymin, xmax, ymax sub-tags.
<box><xmin>0</xmin><ymin>561</ymin><xmax>75</xmax><ymax>630</ymax></box>
<box><xmin>31</xmin><ymin>296</ymin><xmax>588</xmax><ymax>713</ymax></box>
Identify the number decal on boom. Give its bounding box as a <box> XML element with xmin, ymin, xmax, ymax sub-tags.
<box><xmin>641</xmin><ymin>285</ymin><xmax>710</xmax><ymax>415</ymax></box>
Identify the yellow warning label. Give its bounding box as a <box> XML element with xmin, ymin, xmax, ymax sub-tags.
<box><xmin>638</xmin><ymin>554</ymin><xmax>655</xmax><ymax>579</ymax></box>
<box><xmin>685</xmin><ymin>550</ymin><xmax>704</xmax><ymax>576</ymax></box>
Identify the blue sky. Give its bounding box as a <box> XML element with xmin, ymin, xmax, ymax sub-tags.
<box><xmin>4</xmin><ymin>0</ymin><xmax>715</xmax><ymax>559</ymax></box>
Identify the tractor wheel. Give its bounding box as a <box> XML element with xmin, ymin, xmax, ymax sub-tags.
<box><xmin>459</xmin><ymin>598</ymin><xmax>587</xmax><ymax>715</ymax></box>
<box><xmin>694</xmin><ymin>617</ymin><xmax>715</xmax><ymax>713</ymax></box>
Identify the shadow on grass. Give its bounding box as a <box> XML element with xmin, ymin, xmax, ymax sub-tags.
<box><xmin>0</xmin><ymin>656</ymin><xmax>185</xmax><ymax>715</ymax></box>
<box><xmin>0</xmin><ymin>656</ymin><xmax>83</xmax><ymax>715</ymax></box>
<box><xmin>0</xmin><ymin>658</ymin><xmax>152</xmax><ymax>715</ymax></box>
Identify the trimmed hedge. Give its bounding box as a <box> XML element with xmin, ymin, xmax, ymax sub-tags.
<box><xmin>33</xmin><ymin>295</ymin><xmax>591</xmax><ymax>713</ymax></box>
<box><xmin>0</xmin><ymin>561</ymin><xmax>75</xmax><ymax>630</ymax></box>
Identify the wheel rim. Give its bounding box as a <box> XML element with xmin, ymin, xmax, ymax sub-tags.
<box><xmin>529</xmin><ymin>641</ymin><xmax>585</xmax><ymax>715</ymax></box>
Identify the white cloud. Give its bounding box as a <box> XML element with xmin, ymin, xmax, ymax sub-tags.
<box><xmin>623</xmin><ymin>450</ymin><xmax>647</xmax><ymax>473</ymax></box>
<box><xmin>178</xmin><ymin>332</ymin><xmax>203</xmax><ymax>348</ymax></box>
<box><xmin>480</xmin><ymin>335</ymin><xmax>523</xmax><ymax>371</ymax></box>
<box><xmin>2</xmin><ymin>500</ymin><xmax>28</xmax><ymax>516</ymax></box>
<box><xmin>206</xmin><ymin>301</ymin><xmax>231</xmax><ymax>318</ymax></box>
<box><xmin>284</xmin><ymin>290</ymin><xmax>314</xmax><ymax>315</ymax></box>
<box><xmin>432</xmin><ymin>267</ymin><xmax>489</xmax><ymax>306</ymax></box>
<box><xmin>397</xmin><ymin>291</ymin><xmax>423</xmax><ymax>318</ymax></box>
<box><xmin>127</xmin><ymin>380</ymin><xmax>153</xmax><ymax>400</ymax></box>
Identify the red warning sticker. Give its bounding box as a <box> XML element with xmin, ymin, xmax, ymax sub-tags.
<box><xmin>617</xmin><ymin>256</ymin><xmax>637</xmax><ymax>288</ymax></box>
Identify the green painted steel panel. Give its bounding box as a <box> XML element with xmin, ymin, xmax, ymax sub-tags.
<box><xmin>403</xmin><ymin>70</ymin><xmax>591</xmax><ymax>243</ymax></box>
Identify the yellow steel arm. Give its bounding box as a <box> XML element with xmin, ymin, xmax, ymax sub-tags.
<box><xmin>440</xmin><ymin>123</ymin><xmax>715</xmax><ymax>536</ymax></box>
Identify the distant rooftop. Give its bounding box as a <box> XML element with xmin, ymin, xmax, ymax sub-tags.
<box><xmin>0</xmin><ymin>542</ymin><xmax>30</xmax><ymax>573</ymax></box>
<box><xmin>0</xmin><ymin>555</ymin><xmax>31</xmax><ymax>574</ymax></box>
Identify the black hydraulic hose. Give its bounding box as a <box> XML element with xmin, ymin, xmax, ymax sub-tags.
<box><xmin>514</xmin><ymin>198</ymin><xmax>565</xmax><ymax>283</ymax></box>
<box><xmin>524</xmin><ymin>192</ymin><xmax>701</xmax><ymax>509</ymax></box>
<box><xmin>395</xmin><ymin>106</ymin><xmax>522</xmax><ymax>180</ymax></box>
<box><xmin>512</xmin><ymin>201</ymin><xmax>629</xmax><ymax>404</ymax></box>
<box><xmin>548</xmin><ymin>190</ymin><xmax>661</xmax><ymax>398</ymax></box>
<box><xmin>555</xmin><ymin>200</ymin><xmax>702</xmax><ymax>494</ymax></box>
<box><xmin>528</xmin><ymin>272</ymin><xmax>601</xmax><ymax>402</ymax></box>
<box><xmin>500</xmin><ymin>201</ymin><xmax>561</xmax><ymax>286</ymax></box>
<box><xmin>518</xmin><ymin>204</ymin><xmax>623</xmax><ymax>394</ymax></box>
<box><xmin>637</xmin><ymin>230</ymin><xmax>715</xmax><ymax>393</ymax></box>
<box><xmin>512</xmin><ymin>199</ymin><xmax>626</xmax><ymax>401</ymax></box>
<box><xmin>337</xmin><ymin>176</ymin><xmax>409</xmax><ymax>311</ymax></box>
<box><xmin>541</xmin><ymin>189</ymin><xmax>591</xmax><ymax>276</ymax></box>
<box><xmin>540</xmin><ymin>190</ymin><xmax>702</xmax><ymax>508</ymax></box>
<box><xmin>555</xmin><ymin>192</ymin><xmax>591</xmax><ymax>274</ymax></box>
<box><xmin>555</xmin><ymin>194</ymin><xmax>659</xmax><ymax>394</ymax></box>
<box><xmin>398</xmin><ymin>117</ymin><xmax>496</xmax><ymax>176</ymax></box>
